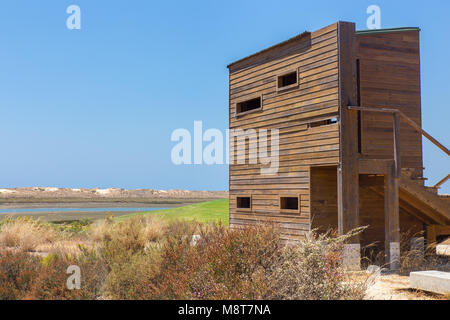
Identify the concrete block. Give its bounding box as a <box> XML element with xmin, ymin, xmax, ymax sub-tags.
<box><xmin>410</xmin><ymin>270</ymin><xmax>450</xmax><ymax>294</ymax></box>
<box><xmin>389</xmin><ymin>242</ymin><xmax>400</xmax><ymax>270</ymax></box>
<box><xmin>190</xmin><ymin>234</ymin><xmax>201</xmax><ymax>246</ymax></box>
<box><xmin>343</xmin><ymin>243</ymin><xmax>361</xmax><ymax>271</ymax></box>
<box><xmin>436</xmin><ymin>244</ymin><xmax>450</xmax><ymax>256</ymax></box>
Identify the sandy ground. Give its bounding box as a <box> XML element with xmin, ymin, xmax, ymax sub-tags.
<box><xmin>0</xmin><ymin>187</ymin><xmax>228</xmax><ymax>202</ymax></box>
<box><xmin>364</xmin><ymin>273</ymin><xmax>447</xmax><ymax>300</ymax></box>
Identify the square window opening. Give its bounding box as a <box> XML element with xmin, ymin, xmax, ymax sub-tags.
<box><xmin>237</xmin><ymin>196</ymin><xmax>251</xmax><ymax>209</ymax></box>
<box><xmin>280</xmin><ymin>196</ymin><xmax>299</xmax><ymax>211</ymax></box>
<box><xmin>277</xmin><ymin>71</ymin><xmax>298</xmax><ymax>90</ymax></box>
<box><xmin>236</xmin><ymin>97</ymin><xmax>261</xmax><ymax>115</ymax></box>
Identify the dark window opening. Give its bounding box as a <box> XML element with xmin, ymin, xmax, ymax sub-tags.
<box><xmin>308</xmin><ymin>118</ymin><xmax>337</xmax><ymax>128</ymax></box>
<box><xmin>236</xmin><ymin>97</ymin><xmax>261</xmax><ymax>115</ymax></box>
<box><xmin>277</xmin><ymin>71</ymin><xmax>298</xmax><ymax>89</ymax></box>
<box><xmin>356</xmin><ymin>59</ymin><xmax>361</xmax><ymax>106</ymax></box>
<box><xmin>356</xmin><ymin>59</ymin><xmax>362</xmax><ymax>154</ymax></box>
<box><xmin>237</xmin><ymin>196</ymin><xmax>251</xmax><ymax>209</ymax></box>
<box><xmin>280</xmin><ymin>196</ymin><xmax>299</xmax><ymax>211</ymax></box>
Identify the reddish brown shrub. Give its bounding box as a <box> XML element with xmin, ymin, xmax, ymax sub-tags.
<box><xmin>26</xmin><ymin>248</ymin><xmax>107</xmax><ymax>300</ymax></box>
<box><xmin>0</xmin><ymin>251</ymin><xmax>41</xmax><ymax>300</ymax></box>
<box><xmin>103</xmin><ymin>223</ymin><xmax>282</xmax><ymax>300</ymax></box>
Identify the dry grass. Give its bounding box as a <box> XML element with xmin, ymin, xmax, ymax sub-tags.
<box><xmin>360</xmin><ymin>231</ymin><xmax>450</xmax><ymax>274</ymax></box>
<box><xmin>0</xmin><ymin>218</ymin><xmax>56</xmax><ymax>252</ymax></box>
<box><xmin>143</xmin><ymin>215</ymin><xmax>166</xmax><ymax>242</ymax></box>
<box><xmin>89</xmin><ymin>215</ymin><xmax>167</xmax><ymax>244</ymax></box>
<box><xmin>89</xmin><ymin>218</ymin><xmax>115</xmax><ymax>242</ymax></box>
<box><xmin>35</xmin><ymin>239</ymin><xmax>95</xmax><ymax>257</ymax></box>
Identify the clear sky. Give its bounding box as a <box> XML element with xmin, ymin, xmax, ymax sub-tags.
<box><xmin>0</xmin><ymin>0</ymin><xmax>448</xmax><ymax>192</ymax></box>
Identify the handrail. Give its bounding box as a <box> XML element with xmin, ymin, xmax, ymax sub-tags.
<box><xmin>434</xmin><ymin>174</ymin><xmax>450</xmax><ymax>189</ymax></box>
<box><xmin>348</xmin><ymin>106</ymin><xmax>450</xmax><ymax>156</ymax></box>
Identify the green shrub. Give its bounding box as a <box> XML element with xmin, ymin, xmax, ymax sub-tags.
<box><xmin>53</xmin><ymin>219</ymin><xmax>92</xmax><ymax>234</ymax></box>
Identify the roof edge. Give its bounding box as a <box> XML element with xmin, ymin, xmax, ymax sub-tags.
<box><xmin>355</xmin><ymin>27</ymin><xmax>420</xmax><ymax>35</ymax></box>
<box><xmin>227</xmin><ymin>25</ymin><xmax>421</xmax><ymax>70</ymax></box>
<box><xmin>227</xmin><ymin>31</ymin><xmax>311</xmax><ymax>69</ymax></box>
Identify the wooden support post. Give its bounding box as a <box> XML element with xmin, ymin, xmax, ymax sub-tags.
<box><xmin>393</xmin><ymin>113</ymin><xmax>401</xmax><ymax>178</ymax></box>
<box><xmin>337</xmin><ymin>21</ymin><xmax>360</xmax><ymax>270</ymax></box>
<box><xmin>385</xmin><ymin>164</ymin><xmax>400</xmax><ymax>270</ymax></box>
<box><xmin>426</xmin><ymin>225</ymin><xmax>437</xmax><ymax>249</ymax></box>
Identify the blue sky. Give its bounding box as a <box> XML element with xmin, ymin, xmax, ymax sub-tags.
<box><xmin>0</xmin><ymin>0</ymin><xmax>448</xmax><ymax>192</ymax></box>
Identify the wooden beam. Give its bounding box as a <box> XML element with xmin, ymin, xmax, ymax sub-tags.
<box><xmin>434</xmin><ymin>174</ymin><xmax>450</xmax><ymax>189</ymax></box>
<box><xmin>385</xmin><ymin>164</ymin><xmax>400</xmax><ymax>270</ymax></box>
<box><xmin>426</xmin><ymin>225</ymin><xmax>437</xmax><ymax>248</ymax></box>
<box><xmin>359</xmin><ymin>159</ymin><xmax>393</xmax><ymax>174</ymax></box>
<box><xmin>398</xmin><ymin>198</ymin><xmax>433</xmax><ymax>225</ymax></box>
<box><xmin>337</xmin><ymin>22</ymin><xmax>359</xmax><ymax>243</ymax></box>
<box><xmin>393</xmin><ymin>113</ymin><xmax>401</xmax><ymax>178</ymax></box>
<box><xmin>435</xmin><ymin>225</ymin><xmax>450</xmax><ymax>237</ymax></box>
<box><xmin>398</xmin><ymin>111</ymin><xmax>449</xmax><ymax>156</ymax></box>
<box><xmin>398</xmin><ymin>189</ymin><xmax>449</xmax><ymax>226</ymax></box>
<box><xmin>369</xmin><ymin>186</ymin><xmax>432</xmax><ymax>224</ymax></box>
<box><xmin>360</xmin><ymin>176</ymin><xmax>384</xmax><ymax>187</ymax></box>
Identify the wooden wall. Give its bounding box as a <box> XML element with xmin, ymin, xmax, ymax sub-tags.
<box><xmin>310</xmin><ymin>166</ymin><xmax>338</xmax><ymax>234</ymax></box>
<box><xmin>356</xmin><ymin>30</ymin><xmax>423</xmax><ymax>169</ymax></box>
<box><xmin>228</xmin><ymin>23</ymin><xmax>341</xmax><ymax>240</ymax></box>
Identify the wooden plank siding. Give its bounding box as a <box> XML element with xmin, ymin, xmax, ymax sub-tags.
<box><xmin>228</xmin><ymin>23</ymin><xmax>341</xmax><ymax>240</ymax></box>
<box><xmin>310</xmin><ymin>166</ymin><xmax>339</xmax><ymax>234</ymax></box>
<box><xmin>356</xmin><ymin>30</ymin><xmax>423</xmax><ymax>169</ymax></box>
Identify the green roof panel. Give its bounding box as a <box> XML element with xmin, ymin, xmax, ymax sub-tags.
<box><xmin>356</xmin><ymin>27</ymin><xmax>420</xmax><ymax>35</ymax></box>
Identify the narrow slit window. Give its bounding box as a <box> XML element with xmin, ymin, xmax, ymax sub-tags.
<box><xmin>277</xmin><ymin>71</ymin><xmax>298</xmax><ymax>90</ymax></box>
<box><xmin>308</xmin><ymin>118</ymin><xmax>337</xmax><ymax>128</ymax></box>
<box><xmin>237</xmin><ymin>196</ymin><xmax>251</xmax><ymax>209</ymax></box>
<box><xmin>280</xmin><ymin>196</ymin><xmax>300</xmax><ymax>212</ymax></box>
<box><xmin>236</xmin><ymin>97</ymin><xmax>261</xmax><ymax>115</ymax></box>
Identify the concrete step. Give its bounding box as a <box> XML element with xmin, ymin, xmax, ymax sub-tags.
<box><xmin>436</xmin><ymin>244</ymin><xmax>450</xmax><ymax>256</ymax></box>
<box><xmin>436</xmin><ymin>238</ymin><xmax>450</xmax><ymax>256</ymax></box>
<box><xmin>410</xmin><ymin>271</ymin><xmax>450</xmax><ymax>294</ymax></box>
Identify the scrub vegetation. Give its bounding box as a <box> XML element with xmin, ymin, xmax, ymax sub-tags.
<box><xmin>0</xmin><ymin>208</ymin><xmax>367</xmax><ymax>300</ymax></box>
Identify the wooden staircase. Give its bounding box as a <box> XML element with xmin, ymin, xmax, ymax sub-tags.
<box><xmin>349</xmin><ymin>105</ymin><xmax>450</xmax><ymax>247</ymax></box>
<box><xmin>399</xmin><ymin>169</ymin><xmax>450</xmax><ymax>226</ymax></box>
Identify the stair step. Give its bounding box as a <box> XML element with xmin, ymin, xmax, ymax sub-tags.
<box><xmin>411</xmin><ymin>177</ymin><xmax>428</xmax><ymax>181</ymax></box>
<box><xmin>425</xmin><ymin>187</ymin><xmax>438</xmax><ymax>194</ymax></box>
<box><xmin>399</xmin><ymin>175</ymin><xmax>450</xmax><ymax>224</ymax></box>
